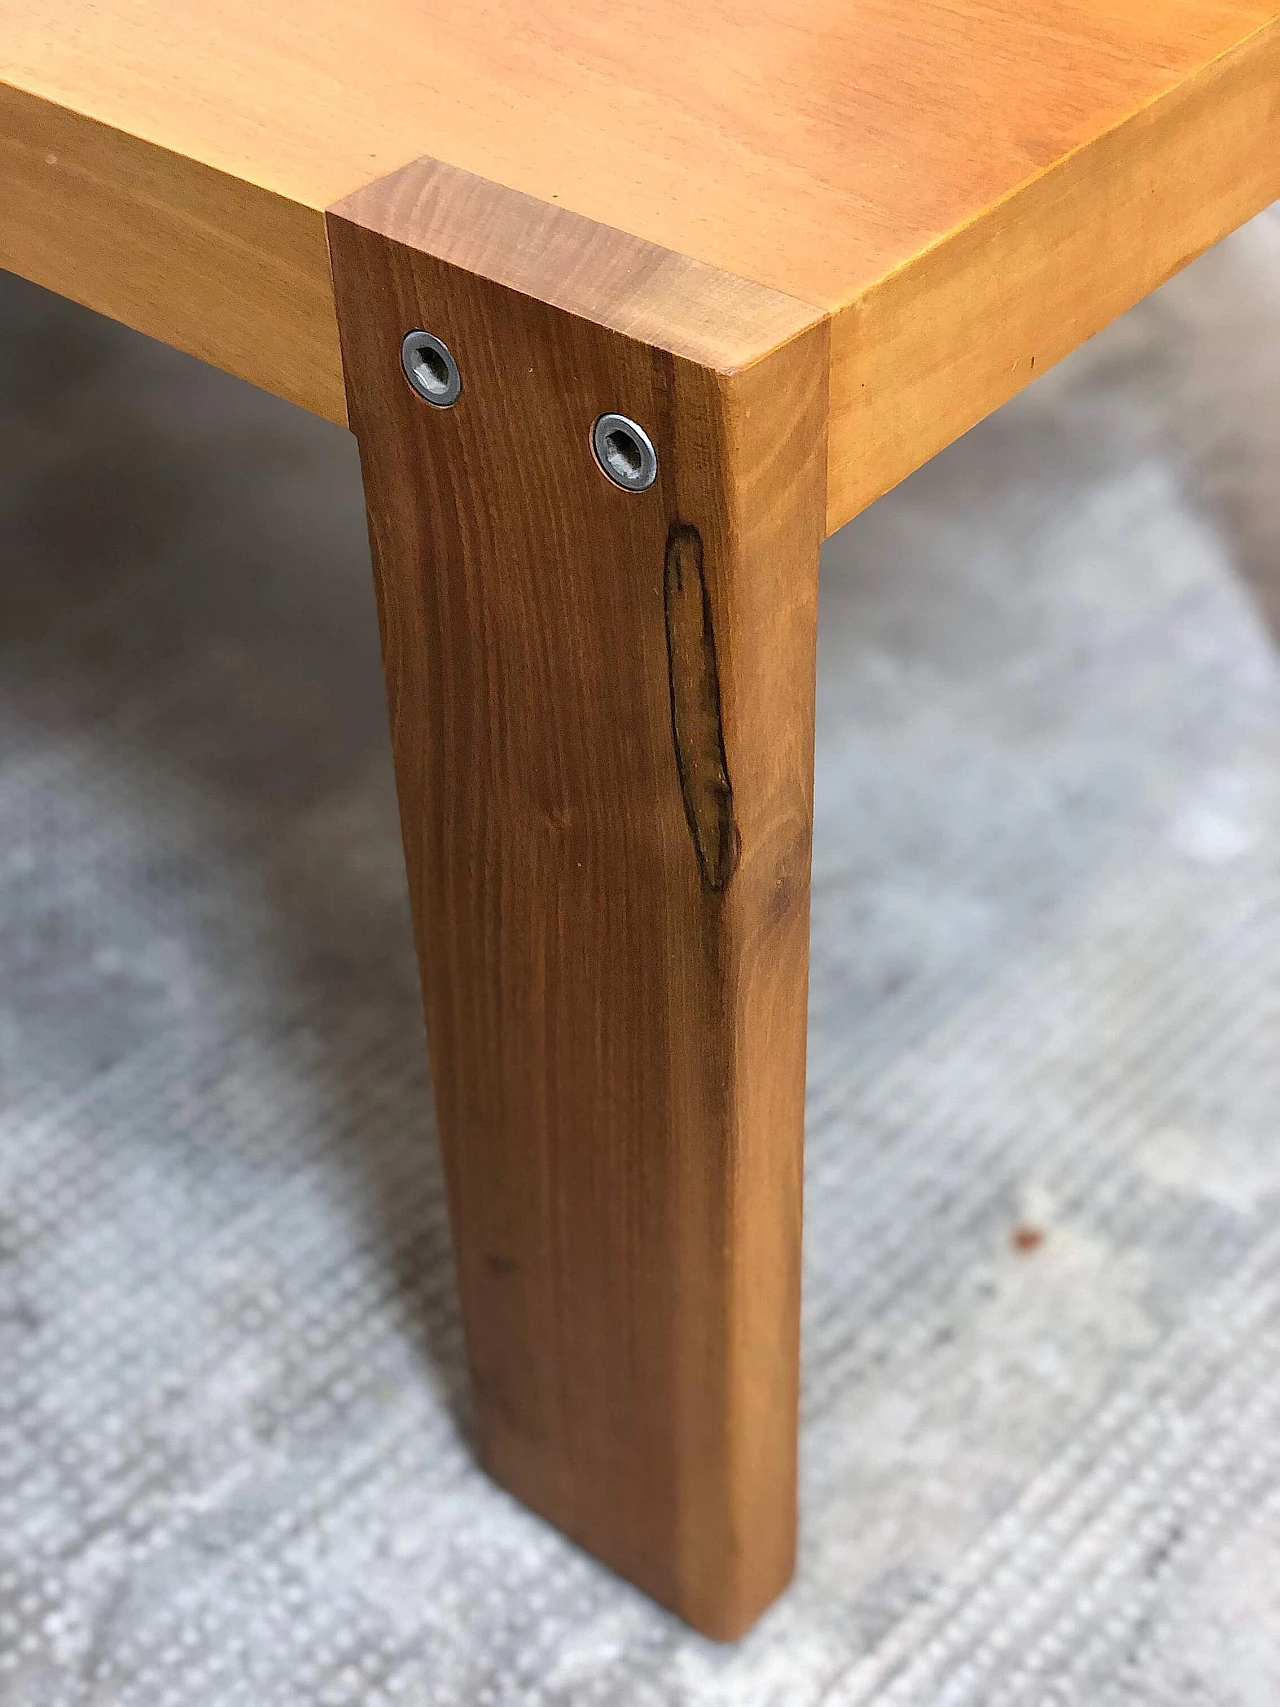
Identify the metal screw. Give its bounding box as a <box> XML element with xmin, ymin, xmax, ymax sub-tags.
<box><xmin>592</xmin><ymin>413</ymin><xmax>658</xmax><ymax>492</ymax></box>
<box><xmin>401</xmin><ymin>330</ymin><xmax>461</xmax><ymax>407</ymax></box>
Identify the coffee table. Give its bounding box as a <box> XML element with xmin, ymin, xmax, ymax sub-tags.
<box><xmin>3</xmin><ymin>0</ymin><xmax>1277</xmax><ymax>1637</ymax></box>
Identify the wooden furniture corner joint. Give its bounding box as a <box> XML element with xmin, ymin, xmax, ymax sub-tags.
<box><xmin>325</xmin><ymin>157</ymin><xmax>831</xmax><ymax>1638</ymax></box>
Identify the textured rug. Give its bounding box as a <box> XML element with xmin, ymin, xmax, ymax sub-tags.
<box><xmin>2</xmin><ymin>204</ymin><xmax>1280</xmax><ymax>1706</ymax></box>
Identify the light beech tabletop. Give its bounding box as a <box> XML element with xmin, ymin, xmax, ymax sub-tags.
<box><xmin>3</xmin><ymin>1</ymin><xmax>1278</xmax><ymax>526</ymax></box>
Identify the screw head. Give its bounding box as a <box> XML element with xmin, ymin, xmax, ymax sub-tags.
<box><xmin>401</xmin><ymin>330</ymin><xmax>461</xmax><ymax>407</ymax></box>
<box><xmin>592</xmin><ymin>413</ymin><xmax>658</xmax><ymax>492</ymax></box>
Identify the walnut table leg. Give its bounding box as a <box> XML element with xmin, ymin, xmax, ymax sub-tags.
<box><xmin>327</xmin><ymin>160</ymin><xmax>829</xmax><ymax>1639</ymax></box>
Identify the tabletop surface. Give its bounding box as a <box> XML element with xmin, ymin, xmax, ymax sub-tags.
<box><xmin>3</xmin><ymin>2</ymin><xmax>1279</xmax><ymax>529</ymax></box>
<box><xmin>5</xmin><ymin>0</ymin><xmax>1276</xmax><ymax>314</ymax></box>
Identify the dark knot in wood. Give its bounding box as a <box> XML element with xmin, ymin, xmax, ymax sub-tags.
<box><xmin>663</xmin><ymin>521</ymin><xmax>741</xmax><ymax>893</ymax></box>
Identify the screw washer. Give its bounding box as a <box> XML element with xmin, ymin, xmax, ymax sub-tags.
<box><xmin>592</xmin><ymin>413</ymin><xmax>658</xmax><ymax>492</ymax></box>
<box><xmin>400</xmin><ymin>330</ymin><xmax>461</xmax><ymax>407</ymax></box>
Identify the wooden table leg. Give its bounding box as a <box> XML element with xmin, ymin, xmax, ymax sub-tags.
<box><xmin>326</xmin><ymin>161</ymin><xmax>829</xmax><ymax>1639</ymax></box>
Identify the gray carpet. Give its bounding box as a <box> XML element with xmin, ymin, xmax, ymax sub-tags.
<box><xmin>2</xmin><ymin>204</ymin><xmax>1280</xmax><ymax>1705</ymax></box>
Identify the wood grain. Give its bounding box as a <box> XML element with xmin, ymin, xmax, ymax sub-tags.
<box><xmin>828</xmin><ymin>18</ymin><xmax>1280</xmax><ymax>528</ymax></box>
<box><xmin>0</xmin><ymin>80</ymin><xmax>346</xmax><ymax>423</ymax></box>
<box><xmin>316</xmin><ymin>154</ymin><xmax>823</xmax><ymax>376</ymax></box>
<box><xmin>3</xmin><ymin>0</ymin><xmax>1273</xmax><ymax>310</ymax></box>
<box><xmin>327</xmin><ymin>163</ymin><xmax>828</xmax><ymax>1636</ymax></box>
<box><xmin>4</xmin><ymin>3</ymin><xmax>1279</xmax><ymax>523</ymax></box>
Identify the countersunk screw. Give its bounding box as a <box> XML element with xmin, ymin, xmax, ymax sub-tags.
<box><xmin>592</xmin><ymin>413</ymin><xmax>657</xmax><ymax>492</ymax></box>
<box><xmin>401</xmin><ymin>330</ymin><xmax>461</xmax><ymax>407</ymax></box>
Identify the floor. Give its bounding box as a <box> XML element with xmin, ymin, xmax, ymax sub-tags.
<box><xmin>2</xmin><ymin>204</ymin><xmax>1279</xmax><ymax>1705</ymax></box>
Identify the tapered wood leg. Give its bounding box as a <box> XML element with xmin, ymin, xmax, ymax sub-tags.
<box><xmin>326</xmin><ymin>161</ymin><xmax>829</xmax><ymax>1639</ymax></box>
